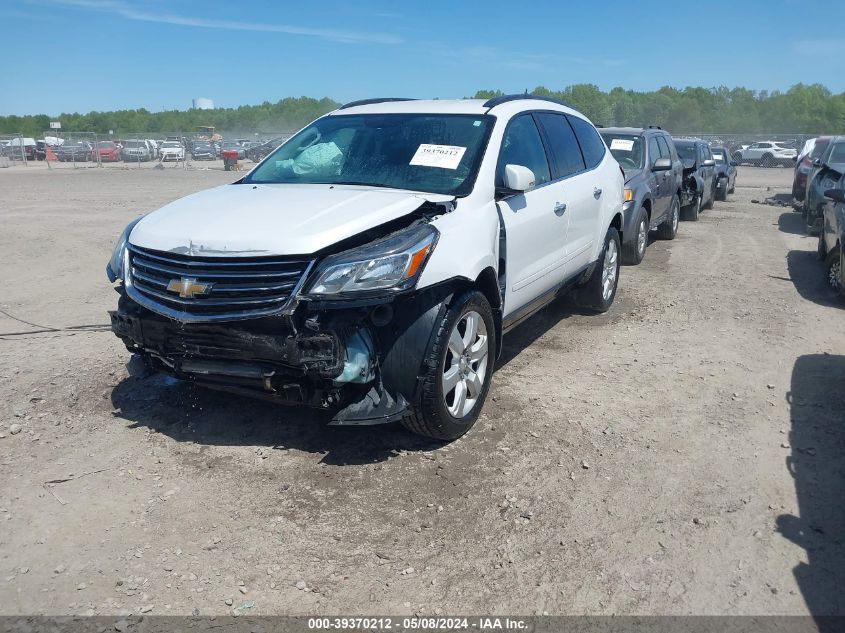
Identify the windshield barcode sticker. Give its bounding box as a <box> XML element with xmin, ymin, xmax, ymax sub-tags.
<box><xmin>410</xmin><ymin>144</ymin><xmax>467</xmax><ymax>170</ymax></box>
<box><xmin>609</xmin><ymin>139</ymin><xmax>635</xmax><ymax>151</ymax></box>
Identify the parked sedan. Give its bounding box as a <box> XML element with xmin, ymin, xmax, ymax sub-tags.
<box><xmin>818</xmin><ymin>183</ymin><xmax>845</xmax><ymax>296</ymax></box>
<box><xmin>804</xmin><ymin>136</ymin><xmax>845</xmax><ymax>235</ymax></box>
<box><xmin>794</xmin><ymin>136</ymin><xmax>831</xmax><ymax>209</ymax></box>
<box><xmin>159</xmin><ymin>141</ymin><xmax>185</xmax><ymax>161</ymax></box>
<box><xmin>55</xmin><ymin>141</ymin><xmax>93</xmax><ymax>162</ymax></box>
<box><xmin>94</xmin><ymin>141</ymin><xmax>121</xmax><ymax>162</ymax></box>
<box><xmin>190</xmin><ymin>142</ymin><xmax>216</xmax><ymax>160</ymax></box>
<box><xmin>710</xmin><ymin>146</ymin><xmax>737</xmax><ymax>200</ymax></box>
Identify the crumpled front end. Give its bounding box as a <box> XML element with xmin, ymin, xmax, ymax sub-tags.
<box><xmin>109</xmin><ymin>287</ymin><xmax>416</xmax><ymax>425</ymax></box>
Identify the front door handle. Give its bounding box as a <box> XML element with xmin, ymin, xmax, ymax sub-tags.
<box><xmin>593</xmin><ymin>188</ymin><xmax>603</xmax><ymax>199</ymax></box>
<box><xmin>554</xmin><ymin>202</ymin><xmax>567</xmax><ymax>216</ymax></box>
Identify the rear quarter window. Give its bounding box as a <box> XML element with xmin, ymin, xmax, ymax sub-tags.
<box><xmin>567</xmin><ymin>115</ymin><xmax>605</xmax><ymax>169</ymax></box>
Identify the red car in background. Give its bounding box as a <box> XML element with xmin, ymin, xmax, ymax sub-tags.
<box><xmin>94</xmin><ymin>140</ymin><xmax>121</xmax><ymax>162</ymax></box>
<box><xmin>794</xmin><ymin>136</ymin><xmax>831</xmax><ymax>207</ymax></box>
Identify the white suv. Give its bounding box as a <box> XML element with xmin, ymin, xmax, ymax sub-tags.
<box><xmin>733</xmin><ymin>141</ymin><xmax>798</xmax><ymax>167</ymax></box>
<box><xmin>106</xmin><ymin>95</ymin><xmax>624</xmax><ymax>440</ymax></box>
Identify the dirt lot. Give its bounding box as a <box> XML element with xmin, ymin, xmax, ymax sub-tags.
<box><xmin>0</xmin><ymin>165</ymin><xmax>843</xmax><ymax>617</ymax></box>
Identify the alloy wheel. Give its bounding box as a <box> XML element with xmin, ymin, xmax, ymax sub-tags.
<box><xmin>637</xmin><ymin>218</ymin><xmax>647</xmax><ymax>258</ymax></box>
<box><xmin>602</xmin><ymin>239</ymin><xmax>619</xmax><ymax>301</ymax></box>
<box><xmin>442</xmin><ymin>311</ymin><xmax>489</xmax><ymax>418</ymax></box>
<box><xmin>828</xmin><ymin>258</ymin><xmax>841</xmax><ymax>291</ymax></box>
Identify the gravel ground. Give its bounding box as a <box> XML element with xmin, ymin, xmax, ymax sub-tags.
<box><xmin>0</xmin><ymin>165</ymin><xmax>843</xmax><ymax>617</ymax></box>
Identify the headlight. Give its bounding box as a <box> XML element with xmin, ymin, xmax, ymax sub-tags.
<box><xmin>307</xmin><ymin>224</ymin><xmax>438</xmax><ymax>296</ymax></box>
<box><xmin>106</xmin><ymin>217</ymin><xmax>142</xmax><ymax>282</ymax></box>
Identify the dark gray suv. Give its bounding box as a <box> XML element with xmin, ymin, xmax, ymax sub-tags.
<box><xmin>600</xmin><ymin>126</ymin><xmax>683</xmax><ymax>264</ymax></box>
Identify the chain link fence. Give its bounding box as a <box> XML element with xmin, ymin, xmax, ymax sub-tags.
<box><xmin>0</xmin><ymin>134</ymin><xmax>33</xmax><ymax>167</ymax></box>
<box><xmin>1</xmin><ymin>129</ymin><xmax>297</xmax><ymax>172</ymax></box>
<box><xmin>674</xmin><ymin>132</ymin><xmax>820</xmax><ymax>166</ymax></box>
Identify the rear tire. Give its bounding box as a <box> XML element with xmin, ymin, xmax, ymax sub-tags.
<box><xmin>622</xmin><ymin>208</ymin><xmax>648</xmax><ymax>265</ymax></box>
<box><xmin>818</xmin><ymin>233</ymin><xmax>827</xmax><ymax>261</ymax></box>
<box><xmin>401</xmin><ymin>290</ymin><xmax>495</xmax><ymax>441</ymax></box>
<box><xmin>573</xmin><ymin>227</ymin><xmax>621</xmax><ymax>313</ymax></box>
<box><xmin>657</xmin><ymin>195</ymin><xmax>680</xmax><ymax>240</ymax></box>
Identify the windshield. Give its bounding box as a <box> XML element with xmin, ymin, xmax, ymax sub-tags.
<box><xmin>97</xmin><ymin>141</ymin><xmax>115</xmax><ymax>148</ymax></box>
<box><xmin>811</xmin><ymin>141</ymin><xmax>829</xmax><ymax>160</ymax></box>
<box><xmin>161</xmin><ymin>142</ymin><xmax>180</xmax><ymax>148</ymax></box>
<box><xmin>827</xmin><ymin>142</ymin><xmax>845</xmax><ymax>164</ymax></box>
<box><xmin>245</xmin><ymin>113</ymin><xmax>494</xmax><ymax>196</ymax></box>
<box><xmin>675</xmin><ymin>143</ymin><xmax>696</xmax><ymax>161</ymax></box>
<box><xmin>125</xmin><ymin>141</ymin><xmax>144</xmax><ymax>148</ymax></box>
<box><xmin>600</xmin><ymin>134</ymin><xmax>644</xmax><ymax>169</ymax></box>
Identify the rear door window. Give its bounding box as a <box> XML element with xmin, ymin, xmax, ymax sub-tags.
<box><xmin>567</xmin><ymin>115</ymin><xmax>606</xmax><ymax>169</ymax></box>
<box><xmin>534</xmin><ymin>112</ymin><xmax>585</xmax><ymax>179</ymax></box>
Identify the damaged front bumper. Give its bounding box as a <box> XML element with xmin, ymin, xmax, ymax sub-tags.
<box><xmin>109</xmin><ymin>292</ymin><xmax>411</xmax><ymax>425</ymax></box>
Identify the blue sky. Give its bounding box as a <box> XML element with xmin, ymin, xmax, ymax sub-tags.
<box><xmin>2</xmin><ymin>0</ymin><xmax>844</xmax><ymax>115</ymax></box>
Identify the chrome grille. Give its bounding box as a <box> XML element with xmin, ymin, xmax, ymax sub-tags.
<box><xmin>127</xmin><ymin>245</ymin><xmax>313</xmax><ymax>322</ymax></box>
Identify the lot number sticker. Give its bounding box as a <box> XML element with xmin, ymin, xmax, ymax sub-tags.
<box><xmin>410</xmin><ymin>144</ymin><xmax>467</xmax><ymax>170</ymax></box>
<box><xmin>609</xmin><ymin>139</ymin><xmax>635</xmax><ymax>151</ymax></box>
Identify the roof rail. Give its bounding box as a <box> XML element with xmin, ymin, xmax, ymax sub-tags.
<box><xmin>482</xmin><ymin>93</ymin><xmax>576</xmax><ymax>111</ymax></box>
<box><xmin>338</xmin><ymin>98</ymin><xmax>417</xmax><ymax>110</ymax></box>
<box><xmin>647</xmin><ymin>125</ymin><xmax>663</xmax><ymax>130</ymax></box>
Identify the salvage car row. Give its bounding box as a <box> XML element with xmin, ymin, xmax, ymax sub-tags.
<box><xmin>104</xmin><ymin>95</ymin><xmax>750</xmax><ymax>444</ymax></box>
<box><xmin>791</xmin><ymin>135</ymin><xmax>845</xmax><ymax>298</ymax></box>
<box><xmin>0</xmin><ymin>137</ymin><xmax>283</xmax><ymax>163</ymax></box>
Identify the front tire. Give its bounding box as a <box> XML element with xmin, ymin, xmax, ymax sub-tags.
<box><xmin>818</xmin><ymin>233</ymin><xmax>827</xmax><ymax>261</ymax></box>
<box><xmin>760</xmin><ymin>153</ymin><xmax>774</xmax><ymax>168</ymax></box>
<box><xmin>716</xmin><ymin>178</ymin><xmax>728</xmax><ymax>201</ymax></box>
<box><xmin>825</xmin><ymin>247</ymin><xmax>842</xmax><ymax>294</ymax></box>
<box><xmin>657</xmin><ymin>195</ymin><xmax>680</xmax><ymax>240</ymax></box>
<box><xmin>623</xmin><ymin>208</ymin><xmax>648</xmax><ymax>265</ymax></box>
<box><xmin>401</xmin><ymin>290</ymin><xmax>495</xmax><ymax>441</ymax></box>
<box><xmin>703</xmin><ymin>182</ymin><xmax>716</xmax><ymax>209</ymax></box>
<box><xmin>684</xmin><ymin>194</ymin><xmax>701</xmax><ymax>221</ymax></box>
<box><xmin>573</xmin><ymin>227</ymin><xmax>621</xmax><ymax>313</ymax></box>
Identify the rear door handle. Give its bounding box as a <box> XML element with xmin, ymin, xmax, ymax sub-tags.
<box><xmin>554</xmin><ymin>202</ymin><xmax>567</xmax><ymax>216</ymax></box>
<box><xmin>593</xmin><ymin>188</ymin><xmax>602</xmax><ymax>199</ymax></box>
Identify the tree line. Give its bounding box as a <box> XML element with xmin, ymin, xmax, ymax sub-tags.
<box><xmin>2</xmin><ymin>84</ymin><xmax>844</xmax><ymax>138</ymax></box>
<box><xmin>0</xmin><ymin>97</ymin><xmax>340</xmax><ymax>139</ymax></box>
<box><xmin>474</xmin><ymin>84</ymin><xmax>845</xmax><ymax>134</ymax></box>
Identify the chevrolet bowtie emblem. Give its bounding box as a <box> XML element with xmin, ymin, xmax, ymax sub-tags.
<box><xmin>166</xmin><ymin>277</ymin><xmax>212</xmax><ymax>299</ymax></box>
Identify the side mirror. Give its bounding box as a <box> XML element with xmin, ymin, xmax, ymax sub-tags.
<box><xmin>703</xmin><ymin>159</ymin><xmax>716</xmax><ymax>167</ymax></box>
<box><xmin>652</xmin><ymin>157</ymin><xmax>672</xmax><ymax>171</ymax></box>
<box><xmin>503</xmin><ymin>164</ymin><xmax>536</xmax><ymax>192</ymax></box>
<box><xmin>824</xmin><ymin>188</ymin><xmax>845</xmax><ymax>204</ymax></box>
<box><xmin>813</xmin><ymin>158</ymin><xmax>822</xmax><ymax>167</ymax></box>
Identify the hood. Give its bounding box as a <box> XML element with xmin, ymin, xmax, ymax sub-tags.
<box><xmin>128</xmin><ymin>183</ymin><xmax>454</xmax><ymax>257</ymax></box>
<box><xmin>622</xmin><ymin>168</ymin><xmax>643</xmax><ymax>185</ymax></box>
<box><xmin>823</xmin><ymin>162</ymin><xmax>845</xmax><ymax>176</ymax></box>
